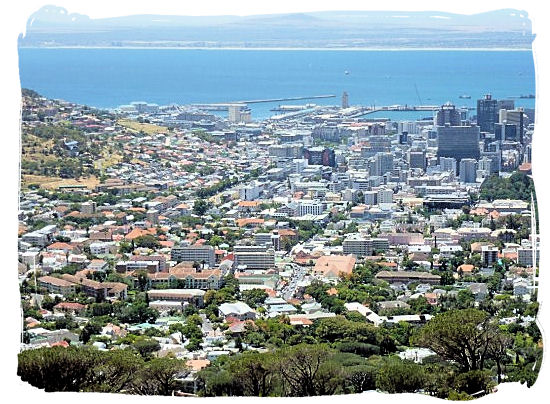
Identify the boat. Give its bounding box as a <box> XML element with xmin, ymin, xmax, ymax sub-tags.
<box><xmin>344</xmin><ymin>70</ymin><xmax>350</xmax><ymax>75</ymax></box>
<box><xmin>458</xmin><ymin>94</ymin><xmax>471</xmax><ymax>99</ymax></box>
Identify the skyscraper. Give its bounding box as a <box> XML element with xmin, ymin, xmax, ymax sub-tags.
<box><xmin>434</xmin><ymin>102</ymin><xmax>461</xmax><ymax>126</ymax></box>
<box><xmin>477</xmin><ymin>94</ymin><xmax>498</xmax><ymax>133</ymax></box>
<box><xmin>437</xmin><ymin>124</ymin><xmax>480</xmax><ymax>164</ymax></box>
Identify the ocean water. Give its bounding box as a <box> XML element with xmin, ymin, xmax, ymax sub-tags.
<box><xmin>18</xmin><ymin>48</ymin><xmax>536</xmax><ymax>120</ymax></box>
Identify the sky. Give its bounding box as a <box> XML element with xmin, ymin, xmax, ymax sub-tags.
<box><xmin>12</xmin><ymin>0</ymin><xmax>540</xmax><ymax>19</ymax></box>
<box><xmin>2</xmin><ymin>1</ymin><xmax>550</xmax><ymax>404</ymax></box>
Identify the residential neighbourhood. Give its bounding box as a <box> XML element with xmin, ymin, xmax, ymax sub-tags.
<box><xmin>17</xmin><ymin>86</ymin><xmax>542</xmax><ymax>398</ymax></box>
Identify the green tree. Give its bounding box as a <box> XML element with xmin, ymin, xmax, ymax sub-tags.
<box><xmin>193</xmin><ymin>198</ymin><xmax>210</xmax><ymax>216</ymax></box>
<box><xmin>375</xmin><ymin>358</ymin><xmax>427</xmax><ymax>394</ymax></box>
<box><xmin>242</xmin><ymin>289</ymin><xmax>268</xmax><ymax>308</ymax></box>
<box><xmin>414</xmin><ymin>309</ymin><xmax>499</xmax><ymax>372</ymax></box>
<box><xmin>132</xmin><ymin>336</ymin><xmax>161</xmax><ymax>359</ymax></box>
<box><xmin>131</xmin><ymin>358</ymin><xmax>188</xmax><ymax>396</ymax></box>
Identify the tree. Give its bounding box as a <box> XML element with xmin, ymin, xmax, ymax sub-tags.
<box><xmin>414</xmin><ymin>309</ymin><xmax>500</xmax><ymax>372</ymax></box>
<box><xmin>487</xmin><ymin>332</ymin><xmax>513</xmax><ymax>383</ymax></box>
<box><xmin>242</xmin><ymin>289</ymin><xmax>268</xmax><ymax>308</ymax></box>
<box><xmin>80</xmin><ymin>322</ymin><xmax>102</xmax><ymax>344</ymax></box>
<box><xmin>375</xmin><ymin>358</ymin><xmax>426</xmax><ymax>394</ymax></box>
<box><xmin>136</xmin><ymin>270</ymin><xmax>149</xmax><ymax>292</ymax></box>
<box><xmin>90</xmin><ymin>349</ymin><xmax>144</xmax><ymax>392</ymax></box>
<box><xmin>277</xmin><ymin>344</ymin><xmax>344</xmax><ymax>396</ymax></box>
<box><xmin>18</xmin><ymin>346</ymin><xmax>101</xmax><ymax>392</ymax></box>
<box><xmin>453</xmin><ymin>370</ymin><xmax>495</xmax><ymax>396</ymax></box>
<box><xmin>131</xmin><ymin>358</ymin><xmax>188</xmax><ymax>396</ymax></box>
<box><xmin>132</xmin><ymin>336</ymin><xmax>161</xmax><ymax>359</ymax></box>
<box><xmin>134</xmin><ymin>234</ymin><xmax>160</xmax><ymax>249</ymax></box>
<box><xmin>193</xmin><ymin>198</ymin><xmax>210</xmax><ymax>216</ymax></box>
<box><xmin>227</xmin><ymin>352</ymin><xmax>277</xmax><ymax>396</ymax></box>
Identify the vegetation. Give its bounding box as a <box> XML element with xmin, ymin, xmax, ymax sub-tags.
<box><xmin>479</xmin><ymin>172</ymin><xmax>535</xmax><ymax>202</ymax></box>
<box><xmin>18</xmin><ymin>346</ymin><xmax>187</xmax><ymax>395</ymax></box>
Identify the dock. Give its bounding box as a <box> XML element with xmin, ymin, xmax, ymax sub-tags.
<box><xmin>191</xmin><ymin>95</ymin><xmax>336</xmax><ymax>110</ymax></box>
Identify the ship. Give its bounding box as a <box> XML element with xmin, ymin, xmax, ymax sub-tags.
<box><xmin>520</xmin><ymin>94</ymin><xmax>535</xmax><ymax>99</ymax></box>
<box><xmin>458</xmin><ymin>94</ymin><xmax>471</xmax><ymax>99</ymax></box>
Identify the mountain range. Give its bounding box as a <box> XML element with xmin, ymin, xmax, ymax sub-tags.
<box><xmin>19</xmin><ymin>5</ymin><xmax>534</xmax><ymax>49</ymax></box>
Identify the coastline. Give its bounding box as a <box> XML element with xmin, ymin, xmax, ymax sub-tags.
<box><xmin>17</xmin><ymin>46</ymin><xmax>533</xmax><ymax>51</ymax></box>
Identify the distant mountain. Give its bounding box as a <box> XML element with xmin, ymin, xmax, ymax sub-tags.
<box><xmin>19</xmin><ymin>5</ymin><xmax>534</xmax><ymax>49</ymax></box>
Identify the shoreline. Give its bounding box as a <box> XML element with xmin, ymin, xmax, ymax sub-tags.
<box><xmin>18</xmin><ymin>46</ymin><xmax>533</xmax><ymax>52</ymax></box>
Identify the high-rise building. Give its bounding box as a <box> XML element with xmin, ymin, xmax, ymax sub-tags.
<box><xmin>481</xmin><ymin>246</ymin><xmax>499</xmax><ymax>267</ymax></box>
<box><xmin>435</xmin><ymin>103</ymin><xmax>461</xmax><ymax>126</ymax></box>
<box><xmin>171</xmin><ymin>246</ymin><xmax>216</xmax><ymax>267</ymax></box>
<box><xmin>228</xmin><ymin>104</ymin><xmax>251</xmax><ymax>123</ymax></box>
<box><xmin>373</xmin><ymin>152</ymin><xmax>393</xmax><ymax>176</ymax></box>
<box><xmin>459</xmin><ymin>159</ymin><xmax>478</xmax><ymax>183</ymax></box>
<box><xmin>477</xmin><ymin>94</ymin><xmax>498</xmax><ymax>133</ymax></box>
<box><xmin>480</xmin><ymin>150</ymin><xmax>501</xmax><ymax>174</ymax></box>
<box><xmin>239</xmin><ymin>181</ymin><xmax>262</xmax><ymax>201</ymax></box>
<box><xmin>478</xmin><ymin>157</ymin><xmax>492</xmax><ymax>176</ymax></box>
<box><xmin>524</xmin><ymin>144</ymin><xmax>532</xmax><ymax>163</ymax></box>
<box><xmin>499</xmin><ymin>108</ymin><xmax>526</xmax><ymax>144</ymax></box>
<box><xmin>494</xmin><ymin>123</ymin><xmax>518</xmax><ymax>142</ymax></box>
<box><xmin>408</xmin><ymin>150</ymin><xmax>426</xmax><ymax>170</ymax></box>
<box><xmin>437</xmin><ymin>124</ymin><xmax>480</xmax><ymax>164</ymax></box>
<box><xmin>304</xmin><ymin>147</ymin><xmax>336</xmax><ymax>167</ymax></box>
<box><xmin>440</xmin><ymin>157</ymin><xmax>457</xmax><ymax>175</ymax></box>
<box><xmin>343</xmin><ymin>235</ymin><xmax>374</xmax><ymax>257</ymax></box>
<box><xmin>364</xmin><ymin>191</ymin><xmax>377</xmax><ymax>206</ymax></box>
<box><xmin>342</xmin><ymin>91</ymin><xmax>349</xmax><ymax>109</ymax></box>
<box><xmin>398</xmin><ymin>121</ymin><xmax>417</xmax><ymax>135</ymax></box>
<box><xmin>497</xmin><ymin>99</ymin><xmax>515</xmax><ymax>111</ymax></box>
<box><xmin>377</xmin><ymin>188</ymin><xmax>394</xmax><ymax>204</ymax></box>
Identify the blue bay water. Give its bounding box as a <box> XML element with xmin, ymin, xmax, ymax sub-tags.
<box><xmin>18</xmin><ymin>48</ymin><xmax>535</xmax><ymax>120</ymax></box>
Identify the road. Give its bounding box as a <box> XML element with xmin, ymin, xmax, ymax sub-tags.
<box><xmin>280</xmin><ymin>263</ymin><xmax>307</xmax><ymax>300</ymax></box>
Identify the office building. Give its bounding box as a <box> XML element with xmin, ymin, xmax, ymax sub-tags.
<box><xmin>494</xmin><ymin>123</ymin><xmax>518</xmax><ymax>142</ymax></box>
<box><xmin>497</xmin><ymin>99</ymin><xmax>515</xmax><ymax>111</ymax></box>
<box><xmin>437</xmin><ymin>124</ymin><xmax>480</xmax><ymax>164</ymax></box>
<box><xmin>377</xmin><ymin>188</ymin><xmax>394</xmax><ymax>204</ymax></box>
<box><xmin>477</xmin><ymin>94</ymin><xmax>498</xmax><ymax>133</ymax></box>
<box><xmin>459</xmin><ymin>158</ymin><xmax>478</xmax><ymax>183</ymax></box>
<box><xmin>343</xmin><ymin>235</ymin><xmax>374</xmax><ymax>257</ymax></box>
<box><xmin>171</xmin><ymin>246</ymin><xmax>216</xmax><ymax>267</ymax></box>
<box><xmin>364</xmin><ymin>190</ymin><xmax>377</xmax><ymax>206</ymax></box>
<box><xmin>408</xmin><ymin>150</ymin><xmax>426</xmax><ymax>170</ymax></box>
<box><xmin>480</xmin><ymin>151</ymin><xmax>501</xmax><ymax>174</ymax></box>
<box><xmin>234</xmin><ymin>246</ymin><xmax>275</xmax><ymax>270</ymax></box>
<box><xmin>439</xmin><ymin>157</ymin><xmax>457</xmax><ymax>175</ymax></box>
<box><xmin>398</xmin><ymin>121</ymin><xmax>418</xmax><ymax>135</ymax></box>
<box><xmin>297</xmin><ymin>200</ymin><xmax>325</xmax><ymax>216</ymax></box>
<box><xmin>434</xmin><ymin>103</ymin><xmax>461</xmax><ymax>126</ymax></box>
<box><xmin>499</xmin><ymin>108</ymin><xmax>526</xmax><ymax>144</ymax></box>
<box><xmin>373</xmin><ymin>152</ymin><xmax>394</xmax><ymax>176</ymax></box>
